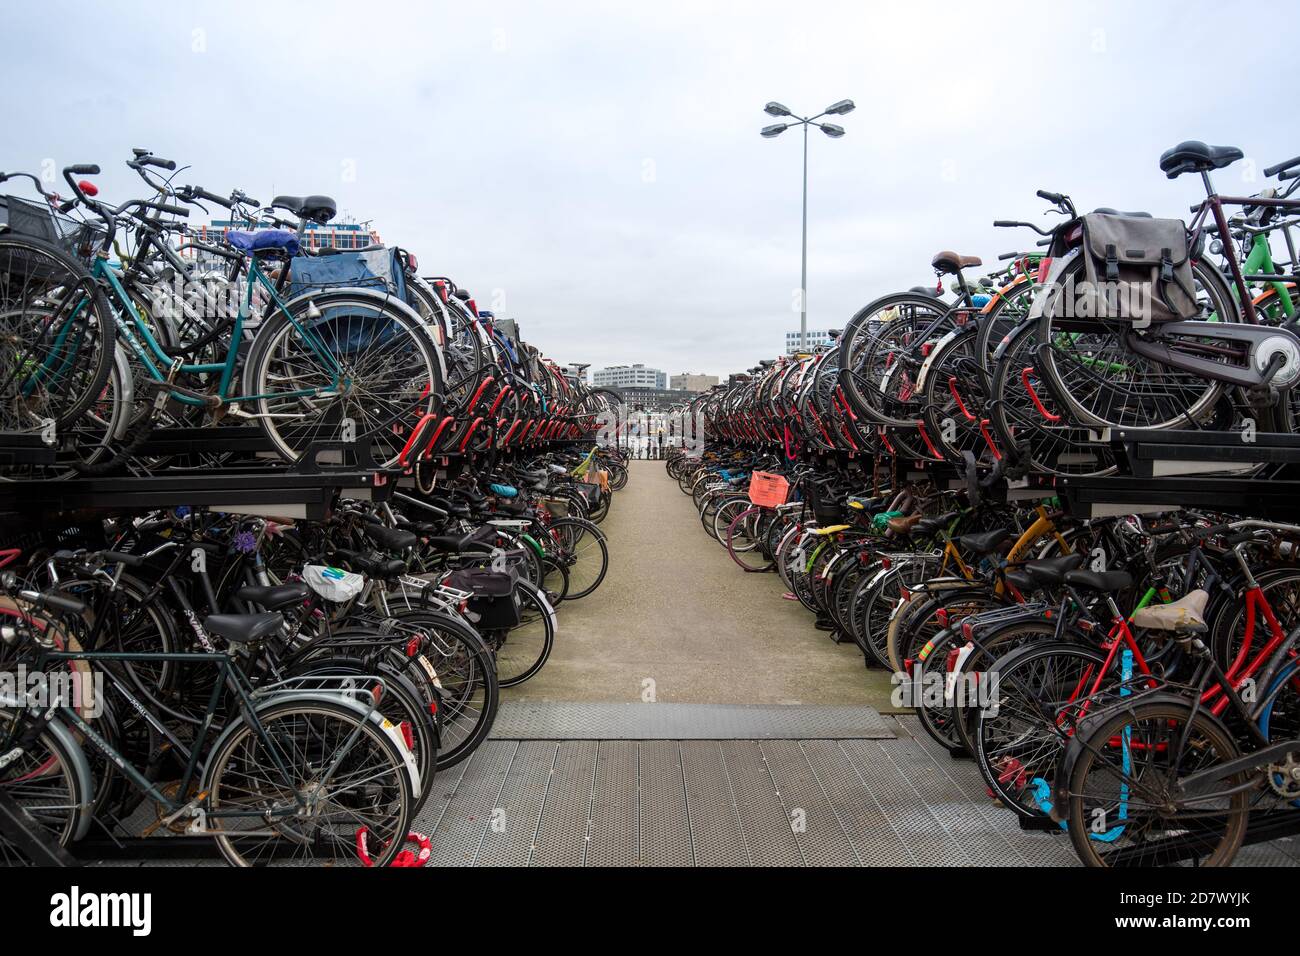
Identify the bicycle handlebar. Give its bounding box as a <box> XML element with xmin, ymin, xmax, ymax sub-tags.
<box><xmin>17</xmin><ymin>590</ymin><xmax>86</xmax><ymax>615</ymax></box>
<box><xmin>1264</xmin><ymin>155</ymin><xmax>1300</xmax><ymax>178</ymax></box>
<box><xmin>131</xmin><ymin>150</ymin><xmax>176</xmax><ymax>171</ymax></box>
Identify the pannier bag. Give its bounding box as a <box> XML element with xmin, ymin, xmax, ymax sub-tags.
<box><xmin>288</xmin><ymin>248</ymin><xmax>409</xmax><ymax>352</ymax></box>
<box><xmin>444</xmin><ymin>568</ymin><xmax>521</xmax><ymax>630</ymax></box>
<box><xmin>804</xmin><ymin>481</ymin><xmax>842</xmax><ymax>527</ymax></box>
<box><xmin>1078</xmin><ymin>213</ymin><xmax>1197</xmax><ymax>325</ymax></box>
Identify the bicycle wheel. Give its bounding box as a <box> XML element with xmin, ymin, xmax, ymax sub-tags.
<box><xmin>0</xmin><ymin>235</ymin><xmax>114</xmax><ymax>431</ymax></box>
<box><xmin>986</xmin><ymin>317</ymin><xmax>1117</xmax><ymax>477</ymax></box>
<box><xmin>206</xmin><ymin>696</ymin><xmax>415</xmax><ymax>867</ymax></box>
<box><xmin>0</xmin><ymin>710</ymin><xmax>90</xmax><ymax>864</ymax></box>
<box><xmin>1063</xmin><ymin>700</ymin><xmax>1248</xmax><ymax>867</ymax></box>
<box><xmin>710</xmin><ymin>495</ymin><xmax>750</xmax><ymax>544</ymax></box>
<box><xmin>244</xmin><ymin>293</ymin><xmax>442</xmax><ymax>468</ymax></box>
<box><xmin>541</xmin><ymin>554</ymin><xmax>571</xmax><ymax>604</ymax></box>
<box><xmin>974</xmin><ymin>639</ymin><xmax>1109</xmax><ymax>820</ymax></box>
<box><xmin>1033</xmin><ymin>256</ymin><xmax>1235</xmax><ymax>431</ymax></box>
<box><xmin>543</xmin><ymin>517</ymin><xmax>609</xmax><ymax>600</ymax></box>
<box><xmin>839</xmin><ymin>291</ymin><xmax>949</xmax><ymax>426</ymax></box>
<box><xmin>390</xmin><ymin>609</ymin><xmax>499</xmax><ymax>770</ymax></box>
<box><xmin>493</xmin><ymin>581</ymin><xmax>555</xmax><ymax>687</ymax></box>
<box><xmin>283</xmin><ymin>654</ymin><xmax>437</xmax><ymax>815</ymax></box>
<box><xmin>726</xmin><ymin>507</ymin><xmax>776</xmax><ymax>572</ymax></box>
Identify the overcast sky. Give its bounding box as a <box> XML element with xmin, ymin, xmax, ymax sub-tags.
<box><xmin>5</xmin><ymin>0</ymin><xmax>1296</xmax><ymax>378</ymax></box>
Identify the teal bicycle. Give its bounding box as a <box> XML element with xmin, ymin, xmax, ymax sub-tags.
<box><xmin>7</xmin><ymin>161</ymin><xmax>444</xmax><ymax>470</ymax></box>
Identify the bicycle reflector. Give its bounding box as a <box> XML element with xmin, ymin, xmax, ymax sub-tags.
<box><xmin>78</xmin><ymin>180</ymin><xmax>99</xmax><ymax>196</ymax></box>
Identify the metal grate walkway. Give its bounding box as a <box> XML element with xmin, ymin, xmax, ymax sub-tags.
<box><xmin>415</xmin><ymin>716</ymin><xmax>1092</xmax><ymax>866</ymax></box>
<box><xmin>489</xmin><ymin>702</ymin><xmax>897</xmax><ymax>739</ymax></box>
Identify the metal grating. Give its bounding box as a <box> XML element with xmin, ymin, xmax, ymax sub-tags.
<box><xmin>89</xmin><ymin>720</ymin><xmax>1300</xmax><ymax>868</ymax></box>
<box><xmin>529</xmin><ymin>740</ymin><xmax>598</xmax><ymax>867</ymax></box>
<box><xmin>640</xmin><ymin>742</ymin><xmax>693</xmax><ymax>866</ymax></box>
<box><xmin>490</xmin><ymin>702</ymin><xmax>895</xmax><ymax>740</ymax></box>
<box><xmin>586</xmin><ymin>742</ymin><xmax>639</xmax><ymax>866</ymax></box>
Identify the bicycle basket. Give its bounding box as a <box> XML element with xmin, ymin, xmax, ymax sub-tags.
<box><xmin>0</xmin><ymin>195</ymin><xmax>59</xmax><ymax>243</ymax></box>
<box><xmin>0</xmin><ymin>195</ymin><xmax>105</xmax><ymax>264</ymax></box>
<box><xmin>540</xmin><ymin>496</ymin><xmax>570</xmax><ymax>518</ymax></box>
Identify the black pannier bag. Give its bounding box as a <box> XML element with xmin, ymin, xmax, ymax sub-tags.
<box><xmin>576</xmin><ymin>481</ymin><xmax>602</xmax><ymax>507</ymax></box>
<box><xmin>445</xmin><ymin>568</ymin><xmax>521</xmax><ymax>630</ymax></box>
<box><xmin>1078</xmin><ymin>213</ymin><xmax>1198</xmax><ymax>326</ymax></box>
<box><xmin>804</xmin><ymin>481</ymin><xmax>842</xmax><ymax>526</ymax></box>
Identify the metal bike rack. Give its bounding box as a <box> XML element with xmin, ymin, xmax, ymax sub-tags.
<box><xmin>0</xmin><ymin>791</ymin><xmax>76</xmax><ymax>866</ymax></box>
<box><xmin>1058</xmin><ymin>428</ymin><xmax>1300</xmax><ymax>520</ymax></box>
<box><xmin>0</xmin><ymin>427</ymin><xmax>395</xmax><ymax>521</ymax></box>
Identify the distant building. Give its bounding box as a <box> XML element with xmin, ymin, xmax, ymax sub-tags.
<box><xmin>618</xmin><ymin>386</ymin><xmax>698</xmax><ymax>412</ymax></box>
<box><xmin>593</xmin><ymin>364</ymin><xmax>666</xmax><ymax>389</ymax></box>
<box><xmin>669</xmin><ymin>373</ymin><xmax>719</xmax><ymax>393</ymax></box>
<box><xmin>183</xmin><ymin>219</ymin><xmax>382</xmax><ymax>265</ymax></box>
<box><xmin>784</xmin><ymin>329</ymin><xmax>832</xmax><ymax>355</ymax></box>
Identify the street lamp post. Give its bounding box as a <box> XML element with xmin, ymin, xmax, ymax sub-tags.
<box><xmin>761</xmin><ymin>99</ymin><xmax>854</xmax><ymax>353</ymax></box>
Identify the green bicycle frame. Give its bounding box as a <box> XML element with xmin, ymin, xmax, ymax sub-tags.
<box><xmin>95</xmin><ymin>254</ymin><xmax>344</xmax><ymax>408</ymax></box>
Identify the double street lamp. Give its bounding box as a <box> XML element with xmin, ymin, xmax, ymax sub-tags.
<box><xmin>761</xmin><ymin>98</ymin><xmax>854</xmax><ymax>353</ymax></box>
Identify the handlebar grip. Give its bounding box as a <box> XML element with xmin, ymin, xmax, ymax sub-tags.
<box><xmin>1264</xmin><ymin>155</ymin><xmax>1300</xmax><ymax>178</ymax></box>
<box><xmin>149</xmin><ymin>202</ymin><xmax>190</xmax><ymax>217</ymax></box>
<box><xmin>197</xmin><ymin>187</ymin><xmax>232</xmax><ymax>208</ymax></box>
<box><xmin>19</xmin><ymin>591</ymin><xmax>87</xmax><ymax>615</ymax></box>
<box><xmin>66</xmin><ymin>164</ymin><xmax>100</xmax><ymax>176</ymax></box>
<box><xmin>1036</xmin><ymin>189</ymin><xmax>1063</xmax><ymax>203</ymax></box>
<box><xmin>998</xmin><ymin>251</ymin><xmax>1018</xmax><ymax>261</ymax></box>
<box><xmin>1281</xmin><ymin>169</ymin><xmax>1299</xmax><ymax>182</ymax></box>
<box><xmin>100</xmin><ymin>550</ymin><xmax>144</xmax><ymax>567</ymax></box>
<box><xmin>992</xmin><ymin>220</ymin><xmax>1020</xmax><ymax>228</ymax></box>
<box><xmin>143</xmin><ymin>156</ymin><xmax>176</xmax><ymax>170</ymax></box>
<box><xmin>236</xmin><ymin>192</ymin><xmax>260</xmax><ymax>208</ymax></box>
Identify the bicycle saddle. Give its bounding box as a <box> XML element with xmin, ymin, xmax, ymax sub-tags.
<box><xmin>957</xmin><ymin>528</ymin><xmax>1012</xmax><ymax>555</ymax></box>
<box><xmin>1022</xmin><ymin>553</ymin><xmax>1085</xmax><ymax>586</ymax></box>
<box><xmin>911</xmin><ymin>511</ymin><xmax>959</xmax><ymax>536</ymax></box>
<box><xmin>1129</xmin><ymin>588</ymin><xmax>1209</xmax><ymax>633</ymax></box>
<box><xmin>1091</xmin><ymin>207</ymin><xmax>1152</xmax><ymax>219</ymax></box>
<box><xmin>203</xmin><ymin>612</ymin><xmax>283</xmax><ymax>644</ymax></box>
<box><xmin>234</xmin><ymin>583</ymin><xmax>311</xmax><ymax>611</ymax></box>
<box><xmin>1063</xmin><ymin>568</ymin><xmax>1133</xmax><ymax>592</ymax></box>
<box><xmin>271</xmin><ymin>194</ymin><xmax>338</xmax><ymax>224</ymax></box>
<box><xmin>931</xmin><ymin>250</ymin><xmax>983</xmax><ymax>274</ymax></box>
<box><xmin>1005</xmin><ymin>569</ymin><xmax>1036</xmax><ymax>593</ymax></box>
<box><xmin>1158</xmin><ymin>141</ymin><xmax>1243</xmax><ymax>179</ymax></box>
<box><xmin>361</xmin><ymin>521</ymin><xmax>418</xmax><ymax>552</ymax></box>
<box><xmin>887</xmin><ymin>513</ymin><xmax>922</xmax><ymax>534</ymax></box>
<box><xmin>423</xmin><ymin>534</ymin><xmax>493</xmax><ymax>554</ymax></box>
<box><xmin>226</xmin><ymin>228</ymin><xmax>299</xmax><ymax>256</ymax></box>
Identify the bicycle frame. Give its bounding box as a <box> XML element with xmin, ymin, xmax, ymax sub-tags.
<box><xmin>95</xmin><ymin>253</ymin><xmax>343</xmax><ymax>408</ymax></box>
<box><xmin>31</xmin><ymin>648</ymin><xmax>316</xmax><ymax>825</ymax></box>
<box><xmin>1185</xmin><ymin>179</ymin><xmax>1300</xmax><ymax>326</ymax></box>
